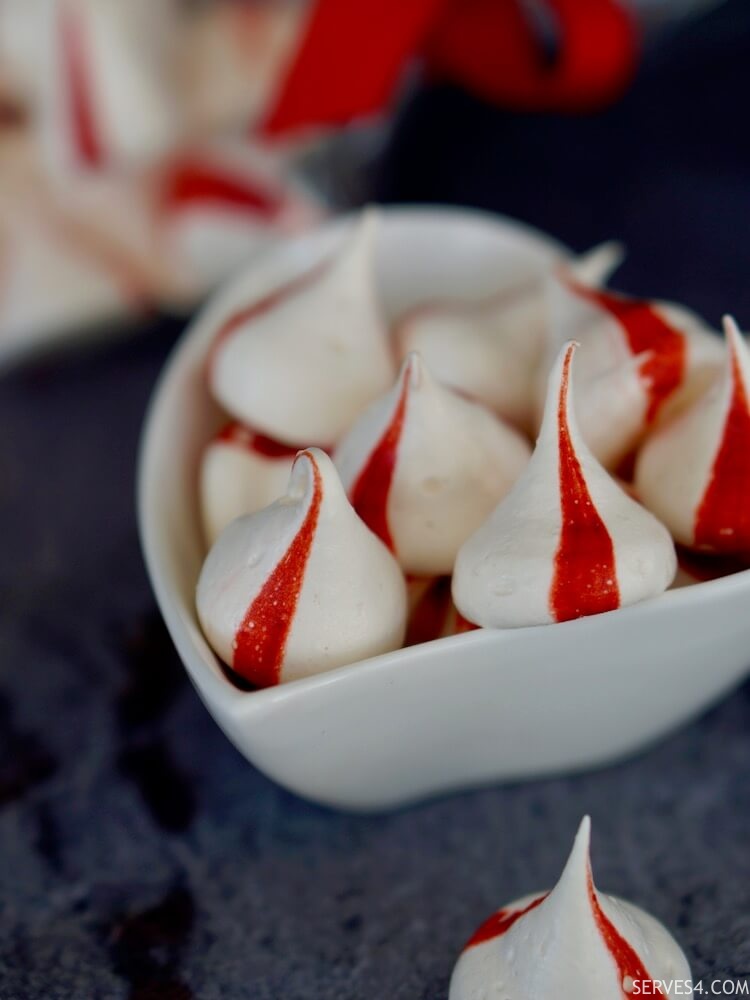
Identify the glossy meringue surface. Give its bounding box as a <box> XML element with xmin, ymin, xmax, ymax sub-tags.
<box><xmin>453</xmin><ymin>342</ymin><xmax>676</xmax><ymax>627</ymax></box>
<box><xmin>334</xmin><ymin>353</ymin><xmax>531</xmax><ymax>576</ymax></box>
<box><xmin>196</xmin><ymin>448</ymin><xmax>407</xmax><ymax>687</ymax></box>
<box><xmin>450</xmin><ymin>818</ymin><xmax>691</xmax><ymax>1000</ymax></box>
<box><xmin>208</xmin><ymin>209</ymin><xmax>396</xmax><ymax>446</ymax></box>
<box><xmin>636</xmin><ymin>316</ymin><xmax>750</xmax><ymax>555</ymax></box>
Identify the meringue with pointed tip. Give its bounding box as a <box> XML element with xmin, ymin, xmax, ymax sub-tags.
<box><xmin>395</xmin><ymin>242</ymin><xmax>622</xmax><ymax>432</ymax></box>
<box><xmin>636</xmin><ymin>316</ymin><xmax>750</xmax><ymax>555</ymax></box>
<box><xmin>334</xmin><ymin>352</ymin><xmax>531</xmax><ymax>576</ymax></box>
<box><xmin>196</xmin><ymin>448</ymin><xmax>407</xmax><ymax>688</ymax></box>
<box><xmin>449</xmin><ymin>817</ymin><xmax>691</xmax><ymax>1000</ymax></box>
<box><xmin>543</xmin><ymin>268</ymin><xmax>724</xmax><ymax>468</ymax></box>
<box><xmin>199</xmin><ymin>422</ymin><xmax>297</xmax><ymax>546</ymax></box>
<box><xmin>209</xmin><ymin>209</ymin><xmax>395</xmax><ymax>446</ymax></box>
<box><xmin>453</xmin><ymin>342</ymin><xmax>676</xmax><ymax>627</ymax></box>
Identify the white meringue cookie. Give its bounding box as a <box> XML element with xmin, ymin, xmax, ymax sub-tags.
<box><xmin>196</xmin><ymin>448</ymin><xmax>407</xmax><ymax>687</ymax></box>
<box><xmin>396</xmin><ymin>243</ymin><xmax>622</xmax><ymax>432</ymax></box>
<box><xmin>450</xmin><ymin>817</ymin><xmax>691</xmax><ymax>1000</ymax></box>
<box><xmin>334</xmin><ymin>352</ymin><xmax>531</xmax><ymax>576</ymax></box>
<box><xmin>453</xmin><ymin>342</ymin><xmax>676</xmax><ymax>628</ymax></box>
<box><xmin>209</xmin><ymin>209</ymin><xmax>396</xmax><ymax>446</ymax></box>
<box><xmin>200</xmin><ymin>423</ymin><xmax>297</xmax><ymax>547</ymax></box>
<box><xmin>636</xmin><ymin>316</ymin><xmax>750</xmax><ymax>555</ymax></box>
<box><xmin>544</xmin><ymin>268</ymin><xmax>724</xmax><ymax>468</ymax></box>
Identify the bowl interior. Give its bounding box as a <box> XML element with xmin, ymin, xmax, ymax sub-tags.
<box><xmin>138</xmin><ymin>207</ymin><xmax>568</xmax><ymax>704</ymax></box>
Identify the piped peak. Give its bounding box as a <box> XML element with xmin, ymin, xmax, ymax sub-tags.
<box><xmin>693</xmin><ymin>315</ymin><xmax>750</xmax><ymax>553</ymax></box>
<box><xmin>567</xmin><ymin>242</ymin><xmax>625</xmax><ymax>288</ymax></box>
<box><xmin>232</xmin><ymin>450</ymin><xmax>324</xmax><ymax>687</ymax></box>
<box><xmin>209</xmin><ymin>208</ymin><xmax>395</xmax><ymax>445</ymax></box>
<box><xmin>546</xmin><ymin>343</ymin><xmax>620</xmax><ymax>623</ymax></box>
<box><xmin>335</xmin><ymin>352</ymin><xmax>531</xmax><ymax>575</ymax></box>
<box><xmin>450</xmin><ymin>818</ymin><xmax>688</xmax><ymax>1000</ymax></box>
<box><xmin>348</xmin><ymin>356</ymin><xmax>412</xmax><ymax>552</ymax></box>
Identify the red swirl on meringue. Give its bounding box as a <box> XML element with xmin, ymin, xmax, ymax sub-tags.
<box><xmin>453</xmin><ymin>342</ymin><xmax>676</xmax><ymax>627</ymax></box>
<box><xmin>637</xmin><ymin>316</ymin><xmax>750</xmax><ymax>556</ymax></box>
<box><xmin>334</xmin><ymin>352</ymin><xmax>531</xmax><ymax>576</ymax></box>
<box><xmin>196</xmin><ymin>448</ymin><xmax>407</xmax><ymax>687</ymax></box>
<box><xmin>450</xmin><ymin>817</ymin><xmax>691</xmax><ymax>1000</ymax></box>
<box><xmin>546</xmin><ymin>269</ymin><xmax>724</xmax><ymax>468</ymax></box>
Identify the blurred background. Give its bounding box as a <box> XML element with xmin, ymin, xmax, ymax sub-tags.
<box><xmin>2</xmin><ymin>2</ymin><xmax>750</xmax><ymax>998</ymax></box>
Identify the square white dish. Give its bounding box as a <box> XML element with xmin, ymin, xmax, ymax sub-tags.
<box><xmin>138</xmin><ymin>206</ymin><xmax>750</xmax><ymax>812</ymax></box>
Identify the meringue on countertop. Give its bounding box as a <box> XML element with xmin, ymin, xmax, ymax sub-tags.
<box><xmin>450</xmin><ymin>817</ymin><xmax>691</xmax><ymax>1000</ymax></box>
<box><xmin>544</xmin><ymin>266</ymin><xmax>724</xmax><ymax>468</ymax></box>
<box><xmin>196</xmin><ymin>448</ymin><xmax>407</xmax><ymax>688</ymax></box>
<box><xmin>334</xmin><ymin>352</ymin><xmax>531</xmax><ymax>576</ymax></box>
<box><xmin>209</xmin><ymin>209</ymin><xmax>396</xmax><ymax>446</ymax></box>
<box><xmin>395</xmin><ymin>242</ymin><xmax>622</xmax><ymax>432</ymax></box>
<box><xmin>453</xmin><ymin>341</ymin><xmax>676</xmax><ymax>627</ymax></box>
<box><xmin>636</xmin><ymin>316</ymin><xmax>750</xmax><ymax>555</ymax></box>
<box><xmin>199</xmin><ymin>422</ymin><xmax>296</xmax><ymax>546</ymax></box>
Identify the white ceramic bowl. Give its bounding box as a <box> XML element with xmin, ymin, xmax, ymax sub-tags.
<box><xmin>138</xmin><ymin>206</ymin><xmax>750</xmax><ymax>812</ymax></box>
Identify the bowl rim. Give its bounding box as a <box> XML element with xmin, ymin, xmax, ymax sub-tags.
<box><xmin>137</xmin><ymin>202</ymin><xmax>750</xmax><ymax>716</ymax></box>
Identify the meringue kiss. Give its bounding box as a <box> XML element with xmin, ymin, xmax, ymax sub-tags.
<box><xmin>208</xmin><ymin>209</ymin><xmax>396</xmax><ymax>446</ymax></box>
<box><xmin>546</xmin><ymin>269</ymin><xmax>723</xmax><ymax>468</ymax></box>
<box><xmin>396</xmin><ymin>242</ymin><xmax>622</xmax><ymax>432</ymax></box>
<box><xmin>449</xmin><ymin>817</ymin><xmax>691</xmax><ymax>1000</ymax></box>
<box><xmin>636</xmin><ymin>316</ymin><xmax>750</xmax><ymax>556</ymax></box>
<box><xmin>453</xmin><ymin>342</ymin><xmax>676</xmax><ymax>628</ymax></box>
<box><xmin>196</xmin><ymin>448</ymin><xmax>407</xmax><ymax>687</ymax></box>
<box><xmin>334</xmin><ymin>352</ymin><xmax>531</xmax><ymax>576</ymax></box>
<box><xmin>199</xmin><ymin>422</ymin><xmax>297</xmax><ymax>546</ymax></box>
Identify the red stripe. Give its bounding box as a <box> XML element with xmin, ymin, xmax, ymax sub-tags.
<box><xmin>694</xmin><ymin>339</ymin><xmax>750</xmax><ymax>554</ymax></box>
<box><xmin>588</xmin><ymin>871</ymin><xmax>662</xmax><ymax>996</ymax></box>
<box><xmin>570</xmin><ymin>282</ymin><xmax>687</xmax><ymax>424</ymax></box>
<box><xmin>405</xmin><ymin>577</ymin><xmax>453</xmax><ymax>646</ymax></box>
<box><xmin>424</xmin><ymin>0</ymin><xmax>638</xmax><ymax>113</ymax></box>
<box><xmin>161</xmin><ymin>161</ymin><xmax>284</xmax><ymax>219</ymax></box>
<box><xmin>349</xmin><ymin>368</ymin><xmax>410</xmax><ymax>553</ymax></box>
<box><xmin>261</xmin><ymin>0</ymin><xmax>445</xmax><ymax>135</ymax></box>
<box><xmin>550</xmin><ymin>345</ymin><xmax>620</xmax><ymax>623</ymax></box>
<box><xmin>464</xmin><ymin>894</ymin><xmax>548</xmax><ymax>950</ymax></box>
<box><xmin>60</xmin><ymin>3</ymin><xmax>103</xmax><ymax>168</ymax></box>
<box><xmin>215</xmin><ymin>422</ymin><xmax>299</xmax><ymax>459</ymax></box>
<box><xmin>233</xmin><ymin>452</ymin><xmax>322</xmax><ymax>687</ymax></box>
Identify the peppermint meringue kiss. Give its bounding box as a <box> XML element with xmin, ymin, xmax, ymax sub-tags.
<box><xmin>545</xmin><ymin>268</ymin><xmax>724</xmax><ymax>468</ymax></box>
<box><xmin>453</xmin><ymin>342</ymin><xmax>676</xmax><ymax>628</ymax></box>
<box><xmin>209</xmin><ymin>210</ymin><xmax>396</xmax><ymax>446</ymax></box>
<box><xmin>395</xmin><ymin>242</ymin><xmax>621</xmax><ymax>432</ymax></box>
<box><xmin>450</xmin><ymin>817</ymin><xmax>691</xmax><ymax>1000</ymax></box>
<box><xmin>199</xmin><ymin>422</ymin><xmax>296</xmax><ymax>546</ymax></box>
<box><xmin>334</xmin><ymin>352</ymin><xmax>531</xmax><ymax>576</ymax></box>
<box><xmin>196</xmin><ymin>448</ymin><xmax>407</xmax><ymax>687</ymax></box>
<box><xmin>636</xmin><ymin>316</ymin><xmax>750</xmax><ymax>556</ymax></box>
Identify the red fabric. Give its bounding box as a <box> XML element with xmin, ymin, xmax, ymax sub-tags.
<box><xmin>261</xmin><ymin>0</ymin><xmax>639</xmax><ymax>137</ymax></box>
<box><xmin>261</xmin><ymin>0</ymin><xmax>447</xmax><ymax>136</ymax></box>
<box><xmin>425</xmin><ymin>0</ymin><xmax>638</xmax><ymax>112</ymax></box>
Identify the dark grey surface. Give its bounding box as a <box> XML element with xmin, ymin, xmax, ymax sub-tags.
<box><xmin>2</xmin><ymin>3</ymin><xmax>750</xmax><ymax>995</ymax></box>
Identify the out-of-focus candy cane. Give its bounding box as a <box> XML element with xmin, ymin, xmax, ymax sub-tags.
<box><xmin>0</xmin><ymin>0</ymin><xmax>186</xmax><ymax>172</ymax></box>
<box><xmin>153</xmin><ymin>138</ymin><xmax>324</xmax><ymax>298</ymax></box>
